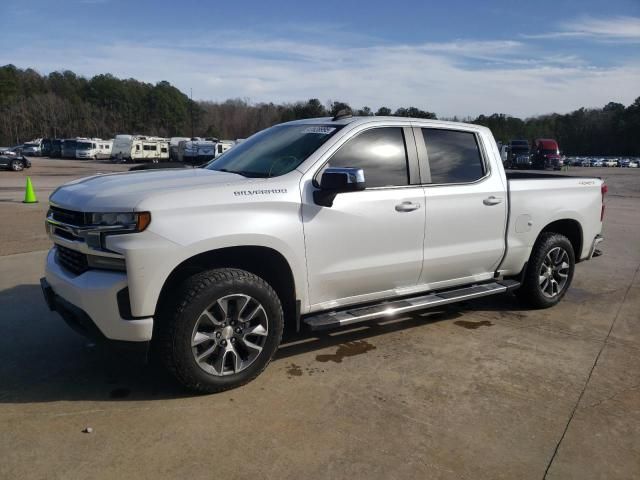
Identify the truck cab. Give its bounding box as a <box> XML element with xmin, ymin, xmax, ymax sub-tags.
<box><xmin>532</xmin><ymin>138</ymin><xmax>562</xmax><ymax>170</ymax></box>
<box><xmin>507</xmin><ymin>139</ymin><xmax>531</xmax><ymax>169</ymax></box>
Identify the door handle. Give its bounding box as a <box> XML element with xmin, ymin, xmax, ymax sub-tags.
<box><xmin>395</xmin><ymin>201</ymin><xmax>421</xmax><ymax>212</ymax></box>
<box><xmin>483</xmin><ymin>196</ymin><xmax>503</xmax><ymax>206</ymax></box>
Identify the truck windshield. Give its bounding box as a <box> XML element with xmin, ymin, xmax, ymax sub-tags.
<box><xmin>77</xmin><ymin>142</ymin><xmax>92</xmax><ymax>149</ymax></box>
<box><xmin>207</xmin><ymin>124</ymin><xmax>343</xmax><ymax>178</ymax></box>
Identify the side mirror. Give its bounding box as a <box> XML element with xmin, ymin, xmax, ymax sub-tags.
<box><xmin>313</xmin><ymin>167</ymin><xmax>366</xmax><ymax>207</ymax></box>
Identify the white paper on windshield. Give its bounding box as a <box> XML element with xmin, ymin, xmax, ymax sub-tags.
<box><xmin>301</xmin><ymin>126</ymin><xmax>336</xmax><ymax>135</ymax></box>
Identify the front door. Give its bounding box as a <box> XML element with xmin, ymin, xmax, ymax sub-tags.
<box><xmin>302</xmin><ymin>126</ymin><xmax>426</xmax><ymax>310</ymax></box>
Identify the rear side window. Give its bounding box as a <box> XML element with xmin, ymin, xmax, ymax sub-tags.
<box><xmin>327</xmin><ymin>127</ymin><xmax>409</xmax><ymax>188</ymax></box>
<box><xmin>422</xmin><ymin>129</ymin><xmax>484</xmax><ymax>184</ymax></box>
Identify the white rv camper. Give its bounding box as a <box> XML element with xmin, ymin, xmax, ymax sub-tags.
<box><xmin>76</xmin><ymin>139</ymin><xmax>113</xmax><ymax>159</ymax></box>
<box><xmin>111</xmin><ymin>135</ymin><xmax>169</xmax><ymax>163</ymax></box>
<box><xmin>169</xmin><ymin>137</ymin><xmax>191</xmax><ymax>161</ymax></box>
<box><xmin>178</xmin><ymin>138</ymin><xmax>216</xmax><ymax>165</ymax></box>
<box><xmin>214</xmin><ymin>140</ymin><xmax>236</xmax><ymax>158</ymax></box>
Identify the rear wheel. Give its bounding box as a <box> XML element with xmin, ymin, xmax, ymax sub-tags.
<box><xmin>516</xmin><ymin>233</ymin><xmax>575</xmax><ymax>308</ymax></box>
<box><xmin>155</xmin><ymin>268</ymin><xmax>284</xmax><ymax>393</ymax></box>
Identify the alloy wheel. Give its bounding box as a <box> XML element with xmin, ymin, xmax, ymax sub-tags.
<box><xmin>538</xmin><ymin>247</ymin><xmax>570</xmax><ymax>298</ymax></box>
<box><xmin>191</xmin><ymin>294</ymin><xmax>268</xmax><ymax>376</ymax></box>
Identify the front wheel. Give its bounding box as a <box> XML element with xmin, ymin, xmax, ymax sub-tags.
<box><xmin>516</xmin><ymin>233</ymin><xmax>575</xmax><ymax>308</ymax></box>
<box><xmin>155</xmin><ymin>268</ymin><xmax>284</xmax><ymax>393</ymax></box>
<box><xmin>11</xmin><ymin>160</ymin><xmax>24</xmax><ymax>171</ymax></box>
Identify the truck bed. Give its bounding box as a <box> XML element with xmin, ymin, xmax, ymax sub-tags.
<box><xmin>499</xmin><ymin>172</ymin><xmax>604</xmax><ymax>275</ymax></box>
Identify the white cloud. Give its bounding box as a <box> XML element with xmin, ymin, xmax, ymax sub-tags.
<box><xmin>524</xmin><ymin>15</ymin><xmax>640</xmax><ymax>41</ymax></box>
<box><xmin>1</xmin><ymin>29</ymin><xmax>638</xmax><ymax>118</ymax></box>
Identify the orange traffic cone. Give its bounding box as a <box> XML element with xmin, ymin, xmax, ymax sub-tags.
<box><xmin>23</xmin><ymin>176</ymin><xmax>38</xmax><ymax>203</ymax></box>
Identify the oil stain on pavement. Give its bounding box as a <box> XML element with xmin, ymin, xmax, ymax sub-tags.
<box><xmin>286</xmin><ymin>363</ymin><xmax>303</xmax><ymax>377</ymax></box>
<box><xmin>316</xmin><ymin>340</ymin><xmax>376</xmax><ymax>363</ymax></box>
<box><xmin>454</xmin><ymin>320</ymin><xmax>494</xmax><ymax>330</ymax></box>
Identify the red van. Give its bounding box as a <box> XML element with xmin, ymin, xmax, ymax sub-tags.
<box><xmin>532</xmin><ymin>139</ymin><xmax>562</xmax><ymax>170</ymax></box>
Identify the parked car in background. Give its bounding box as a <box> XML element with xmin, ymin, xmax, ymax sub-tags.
<box><xmin>507</xmin><ymin>139</ymin><xmax>531</xmax><ymax>169</ymax></box>
<box><xmin>22</xmin><ymin>142</ymin><xmax>42</xmax><ymax>156</ymax></box>
<box><xmin>41</xmin><ymin>138</ymin><xmax>52</xmax><ymax>157</ymax></box>
<box><xmin>50</xmin><ymin>139</ymin><xmax>63</xmax><ymax>158</ymax></box>
<box><xmin>591</xmin><ymin>158</ymin><xmax>604</xmax><ymax>167</ymax></box>
<box><xmin>62</xmin><ymin>138</ymin><xmax>82</xmax><ymax>159</ymax></box>
<box><xmin>531</xmin><ymin>139</ymin><xmax>562</xmax><ymax>170</ymax></box>
<box><xmin>1</xmin><ymin>145</ymin><xmax>23</xmax><ymax>156</ymax></box>
<box><xmin>0</xmin><ymin>147</ymin><xmax>17</xmax><ymax>157</ymax></box>
<box><xmin>603</xmin><ymin>158</ymin><xmax>618</xmax><ymax>167</ymax></box>
<box><xmin>629</xmin><ymin>160</ymin><xmax>639</xmax><ymax>168</ymax></box>
<box><xmin>619</xmin><ymin>159</ymin><xmax>631</xmax><ymax>168</ymax></box>
<box><xmin>76</xmin><ymin>139</ymin><xmax>113</xmax><ymax>159</ymax></box>
<box><xmin>0</xmin><ymin>154</ymin><xmax>31</xmax><ymax>171</ymax></box>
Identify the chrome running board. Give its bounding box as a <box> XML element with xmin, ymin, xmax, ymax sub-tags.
<box><xmin>303</xmin><ymin>280</ymin><xmax>520</xmax><ymax>331</ymax></box>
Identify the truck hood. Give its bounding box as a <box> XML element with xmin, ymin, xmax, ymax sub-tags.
<box><xmin>50</xmin><ymin>168</ymin><xmax>245</xmax><ymax>212</ymax></box>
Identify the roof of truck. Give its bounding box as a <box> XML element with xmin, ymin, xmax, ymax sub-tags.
<box><xmin>282</xmin><ymin>116</ymin><xmax>484</xmax><ymax>130</ymax></box>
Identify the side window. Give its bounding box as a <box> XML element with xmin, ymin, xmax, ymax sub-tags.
<box><xmin>422</xmin><ymin>128</ymin><xmax>485</xmax><ymax>184</ymax></box>
<box><xmin>327</xmin><ymin>127</ymin><xmax>409</xmax><ymax>188</ymax></box>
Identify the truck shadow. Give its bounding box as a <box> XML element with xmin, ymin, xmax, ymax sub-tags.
<box><xmin>0</xmin><ymin>284</ymin><xmax>526</xmax><ymax>403</ymax></box>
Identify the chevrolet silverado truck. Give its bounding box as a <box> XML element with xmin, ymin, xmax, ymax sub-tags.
<box><xmin>41</xmin><ymin>114</ymin><xmax>606</xmax><ymax>392</ymax></box>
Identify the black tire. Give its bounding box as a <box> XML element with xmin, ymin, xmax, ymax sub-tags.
<box><xmin>11</xmin><ymin>160</ymin><xmax>23</xmax><ymax>171</ymax></box>
<box><xmin>155</xmin><ymin>268</ymin><xmax>284</xmax><ymax>393</ymax></box>
<box><xmin>516</xmin><ymin>233</ymin><xmax>575</xmax><ymax>308</ymax></box>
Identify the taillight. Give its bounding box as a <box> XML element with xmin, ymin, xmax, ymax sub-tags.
<box><xmin>601</xmin><ymin>183</ymin><xmax>607</xmax><ymax>221</ymax></box>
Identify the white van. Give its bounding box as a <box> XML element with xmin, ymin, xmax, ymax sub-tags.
<box><xmin>111</xmin><ymin>135</ymin><xmax>169</xmax><ymax>163</ymax></box>
<box><xmin>76</xmin><ymin>139</ymin><xmax>113</xmax><ymax>159</ymax></box>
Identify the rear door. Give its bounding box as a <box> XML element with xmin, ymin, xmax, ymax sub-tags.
<box><xmin>302</xmin><ymin>126</ymin><xmax>426</xmax><ymax>309</ymax></box>
<box><xmin>415</xmin><ymin>126</ymin><xmax>507</xmax><ymax>287</ymax></box>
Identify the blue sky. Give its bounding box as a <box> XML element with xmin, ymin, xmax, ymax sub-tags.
<box><xmin>1</xmin><ymin>0</ymin><xmax>639</xmax><ymax>117</ymax></box>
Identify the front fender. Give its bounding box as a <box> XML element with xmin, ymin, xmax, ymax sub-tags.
<box><xmin>107</xmin><ymin>231</ymin><xmax>307</xmax><ymax>318</ymax></box>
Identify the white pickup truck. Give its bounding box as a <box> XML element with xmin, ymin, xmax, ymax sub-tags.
<box><xmin>41</xmin><ymin>114</ymin><xmax>606</xmax><ymax>392</ymax></box>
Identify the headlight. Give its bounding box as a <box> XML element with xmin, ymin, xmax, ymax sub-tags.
<box><xmin>90</xmin><ymin>212</ymin><xmax>151</xmax><ymax>232</ymax></box>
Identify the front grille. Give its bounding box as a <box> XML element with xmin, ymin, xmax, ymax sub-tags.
<box><xmin>50</xmin><ymin>206</ymin><xmax>89</xmax><ymax>226</ymax></box>
<box><xmin>53</xmin><ymin>227</ymin><xmax>79</xmax><ymax>242</ymax></box>
<box><xmin>56</xmin><ymin>245</ymin><xmax>88</xmax><ymax>275</ymax></box>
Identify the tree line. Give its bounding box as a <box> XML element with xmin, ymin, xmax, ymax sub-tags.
<box><xmin>1</xmin><ymin>65</ymin><xmax>638</xmax><ymax>155</ymax></box>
